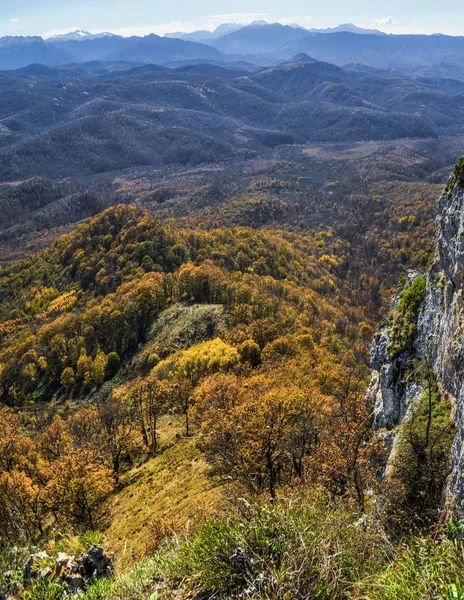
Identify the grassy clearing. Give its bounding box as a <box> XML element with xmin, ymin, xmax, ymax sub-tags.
<box><xmin>102</xmin><ymin>415</ymin><xmax>224</xmax><ymax>571</ymax></box>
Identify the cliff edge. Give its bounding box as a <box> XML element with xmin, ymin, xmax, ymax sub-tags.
<box><xmin>368</xmin><ymin>159</ymin><xmax>464</xmax><ymax>516</ymax></box>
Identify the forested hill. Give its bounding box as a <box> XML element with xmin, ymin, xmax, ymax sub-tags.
<box><xmin>0</xmin><ymin>203</ymin><xmax>381</xmax><ymax>584</ymax></box>
<box><xmin>0</xmin><ymin>203</ymin><xmax>370</xmax><ymax>406</ymax></box>
<box><xmin>4</xmin><ymin>142</ymin><xmax>464</xmax><ymax>600</ymax></box>
<box><xmin>0</xmin><ymin>173</ymin><xmax>458</xmax><ymax>598</ymax></box>
<box><xmin>1</xmin><ymin>60</ymin><xmax>462</xmax><ymax>182</ymax></box>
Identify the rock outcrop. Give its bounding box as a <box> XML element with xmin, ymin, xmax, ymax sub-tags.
<box><xmin>1</xmin><ymin>545</ymin><xmax>114</xmax><ymax>598</ymax></box>
<box><xmin>368</xmin><ymin>163</ymin><xmax>464</xmax><ymax>514</ymax></box>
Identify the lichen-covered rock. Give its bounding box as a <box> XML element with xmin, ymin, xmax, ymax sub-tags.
<box><xmin>77</xmin><ymin>544</ymin><xmax>114</xmax><ymax>582</ymax></box>
<box><xmin>368</xmin><ymin>173</ymin><xmax>464</xmax><ymax>514</ymax></box>
<box><xmin>67</xmin><ymin>574</ymin><xmax>84</xmax><ymax>592</ymax></box>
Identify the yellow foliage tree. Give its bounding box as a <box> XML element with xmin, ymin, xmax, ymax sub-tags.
<box><xmin>45</xmin><ymin>448</ymin><xmax>113</xmax><ymax>529</ymax></box>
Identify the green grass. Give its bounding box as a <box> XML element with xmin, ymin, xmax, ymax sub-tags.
<box><xmin>9</xmin><ymin>491</ymin><xmax>464</xmax><ymax>600</ymax></box>
<box><xmin>83</xmin><ymin>493</ymin><xmax>464</xmax><ymax>600</ymax></box>
<box><xmin>358</xmin><ymin>534</ymin><xmax>464</xmax><ymax>600</ymax></box>
<box><xmin>117</xmin><ymin>492</ymin><xmax>382</xmax><ymax>600</ymax></box>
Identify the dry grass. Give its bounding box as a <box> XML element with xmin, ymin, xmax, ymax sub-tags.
<box><xmin>102</xmin><ymin>415</ymin><xmax>224</xmax><ymax>571</ymax></box>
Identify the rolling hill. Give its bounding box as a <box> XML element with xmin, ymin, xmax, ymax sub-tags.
<box><xmin>1</xmin><ymin>59</ymin><xmax>462</xmax><ymax>185</ymax></box>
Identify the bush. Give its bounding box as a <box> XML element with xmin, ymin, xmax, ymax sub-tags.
<box><xmin>21</xmin><ymin>578</ymin><xmax>68</xmax><ymax>600</ymax></box>
<box><xmin>262</xmin><ymin>335</ymin><xmax>299</xmax><ymax>360</ymax></box>
<box><xmin>89</xmin><ymin>557</ymin><xmax>162</xmax><ymax>600</ymax></box>
<box><xmin>445</xmin><ymin>157</ymin><xmax>464</xmax><ymax>198</ymax></box>
<box><xmin>453</xmin><ymin>157</ymin><xmax>464</xmax><ymax>186</ymax></box>
<box><xmin>387</xmin><ymin>276</ymin><xmax>426</xmax><ymax>359</ymax></box>
<box><xmin>81</xmin><ymin>579</ymin><xmax>114</xmax><ymax>600</ymax></box>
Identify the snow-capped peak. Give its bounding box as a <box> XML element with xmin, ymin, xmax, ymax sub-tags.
<box><xmin>47</xmin><ymin>30</ymin><xmax>116</xmax><ymax>42</ymax></box>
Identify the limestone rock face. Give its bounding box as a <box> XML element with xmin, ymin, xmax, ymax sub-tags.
<box><xmin>368</xmin><ymin>177</ymin><xmax>464</xmax><ymax>513</ymax></box>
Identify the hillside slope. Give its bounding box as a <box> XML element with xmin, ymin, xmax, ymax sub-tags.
<box><xmin>2</xmin><ymin>160</ymin><xmax>464</xmax><ymax>599</ymax></box>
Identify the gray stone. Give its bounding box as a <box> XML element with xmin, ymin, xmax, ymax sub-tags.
<box><xmin>67</xmin><ymin>574</ymin><xmax>84</xmax><ymax>592</ymax></box>
<box><xmin>20</xmin><ymin>545</ymin><xmax>115</xmax><ymax>594</ymax></box>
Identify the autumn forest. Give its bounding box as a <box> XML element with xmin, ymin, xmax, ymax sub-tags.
<box><xmin>1</xmin><ymin>41</ymin><xmax>464</xmax><ymax>600</ymax></box>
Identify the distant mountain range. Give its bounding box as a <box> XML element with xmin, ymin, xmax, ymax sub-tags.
<box><xmin>164</xmin><ymin>23</ymin><xmax>242</xmax><ymax>43</ymax></box>
<box><xmin>48</xmin><ymin>30</ymin><xmax>116</xmax><ymax>42</ymax></box>
<box><xmin>164</xmin><ymin>22</ymin><xmax>385</xmax><ymax>55</ymax></box>
<box><xmin>0</xmin><ymin>34</ymin><xmax>222</xmax><ymax>70</ymax></box>
<box><xmin>211</xmin><ymin>22</ymin><xmax>311</xmax><ymax>55</ymax></box>
<box><xmin>2</xmin><ymin>21</ymin><xmax>464</xmax><ymax>80</ymax></box>
<box><xmin>306</xmin><ymin>23</ymin><xmax>385</xmax><ymax>35</ymax></box>
<box><xmin>164</xmin><ymin>21</ymin><xmax>384</xmax><ymax>44</ymax></box>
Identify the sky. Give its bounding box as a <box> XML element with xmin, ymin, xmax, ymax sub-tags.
<box><xmin>0</xmin><ymin>0</ymin><xmax>463</xmax><ymax>38</ymax></box>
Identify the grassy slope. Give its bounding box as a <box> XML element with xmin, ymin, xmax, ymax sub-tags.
<box><xmin>103</xmin><ymin>415</ymin><xmax>223</xmax><ymax>570</ymax></box>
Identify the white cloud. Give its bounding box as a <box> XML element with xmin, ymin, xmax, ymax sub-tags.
<box><xmin>42</xmin><ymin>13</ymin><xmax>272</xmax><ymax>39</ymax></box>
<box><xmin>205</xmin><ymin>13</ymin><xmax>270</xmax><ymax>21</ymax></box>
<box><xmin>9</xmin><ymin>18</ymin><xmax>19</xmax><ymax>23</ymax></box>
<box><xmin>113</xmin><ymin>13</ymin><xmax>272</xmax><ymax>36</ymax></box>
<box><xmin>42</xmin><ymin>26</ymin><xmax>82</xmax><ymax>38</ymax></box>
<box><xmin>373</xmin><ymin>16</ymin><xmax>396</xmax><ymax>27</ymax></box>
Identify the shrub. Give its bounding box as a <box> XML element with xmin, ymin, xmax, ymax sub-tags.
<box><xmin>454</xmin><ymin>156</ymin><xmax>464</xmax><ymax>184</ymax></box>
<box><xmin>262</xmin><ymin>335</ymin><xmax>299</xmax><ymax>360</ymax></box>
<box><xmin>21</xmin><ymin>578</ymin><xmax>68</xmax><ymax>600</ymax></box>
<box><xmin>154</xmin><ymin>338</ymin><xmax>239</xmax><ymax>386</ymax></box>
<box><xmin>445</xmin><ymin>156</ymin><xmax>464</xmax><ymax>198</ymax></box>
<box><xmin>387</xmin><ymin>276</ymin><xmax>426</xmax><ymax>359</ymax></box>
<box><xmin>81</xmin><ymin>579</ymin><xmax>114</xmax><ymax>600</ymax></box>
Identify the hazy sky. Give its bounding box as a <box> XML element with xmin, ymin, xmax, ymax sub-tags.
<box><xmin>1</xmin><ymin>0</ymin><xmax>462</xmax><ymax>38</ymax></box>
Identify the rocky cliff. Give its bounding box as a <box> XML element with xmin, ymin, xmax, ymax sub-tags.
<box><xmin>368</xmin><ymin>160</ymin><xmax>464</xmax><ymax>515</ymax></box>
